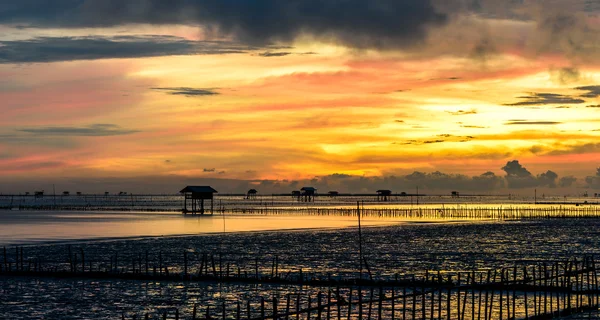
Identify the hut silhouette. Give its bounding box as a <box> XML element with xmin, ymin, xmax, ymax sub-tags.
<box><xmin>328</xmin><ymin>191</ymin><xmax>339</xmax><ymax>197</ymax></box>
<box><xmin>451</xmin><ymin>191</ymin><xmax>460</xmax><ymax>198</ymax></box>
<box><xmin>377</xmin><ymin>190</ymin><xmax>392</xmax><ymax>202</ymax></box>
<box><xmin>301</xmin><ymin>187</ymin><xmax>316</xmax><ymax>202</ymax></box>
<box><xmin>180</xmin><ymin>186</ymin><xmax>218</xmax><ymax>215</ymax></box>
<box><xmin>246</xmin><ymin>189</ymin><xmax>257</xmax><ymax>199</ymax></box>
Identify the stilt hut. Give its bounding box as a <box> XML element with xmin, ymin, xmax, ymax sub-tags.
<box><xmin>328</xmin><ymin>191</ymin><xmax>339</xmax><ymax>197</ymax></box>
<box><xmin>377</xmin><ymin>190</ymin><xmax>392</xmax><ymax>202</ymax></box>
<box><xmin>301</xmin><ymin>187</ymin><xmax>316</xmax><ymax>202</ymax></box>
<box><xmin>451</xmin><ymin>191</ymin><xmax>460</xmax><ymax>198</ymax></box>
<box><xmin>246</xmin><ymin>189</ymin><xmax>257</xmax><ymax>199</ymax></box>
<box><xmin>180</xmin><ymin>186</ymin><xmax>218</xmax><ymax>215</ymax></box>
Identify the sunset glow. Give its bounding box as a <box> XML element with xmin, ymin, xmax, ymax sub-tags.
<box><xmin>1</xmin><ymin>1</ymin><xmax>600</xmax><ymax>193</ymax></box>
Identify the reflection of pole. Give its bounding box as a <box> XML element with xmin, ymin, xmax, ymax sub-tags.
<box><xmin>53</xmin><ymin>184</ymin><xmax>56</xmax><ymax>208</ymax></box>
<box><xmin>534</xmin><ymin>189</ymin><xmax>537</xmax><ymax>204</ymax></box>
<box><xmin>357</xmin><ymin>201</ymin><xmax>363</xmax><ymax>280</ymax></box>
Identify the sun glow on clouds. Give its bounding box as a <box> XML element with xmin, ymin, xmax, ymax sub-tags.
<box><xmin>1</xmin><ymin>5</ymin><xmax>600</xmax><ymax>188</ymax></box>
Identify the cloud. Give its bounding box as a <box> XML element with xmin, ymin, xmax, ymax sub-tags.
<box><xmin>537</xmin><ymin>170</ymin><xmax>558</xmax><ymax>188</ymax></box>
<box><xmin>446</xmin><ymin>109</ymin><xmax>477</xmax><ymax>115</ymax></box>
<box><xmin>559</xmin><ymin>176</ymin><xmax>577</xmax><ymax>188</ymax></box>
<box><xmin>460</xmin><ymin>125</ymin><xmax>487</xmax><ymax>129</ymax></box>
<box><xmin>18</xmin><ymin>124</ymin><xmax>138</xmax><ymax>136</ymax></box>
<box><xmin>550</xmin><ymin>67</ymin><xmax>580</xmax><ymax>84</ymax></box>
<box><xmin>585</xmin><ymin>167</ymin><xmax>600</xmax><ymax>189</ymax></box>
<box><xmin>576</xmin><ymin>86</ymin><xmax>600</xmax><ymax>98</ymax></box>
<box><xmin>504</xmin><ymin>93</ymin><xmax>585</xmax><ymax>106</ymax></box>
<box><xmin>0</xmin><ymin>35</ymin><xmax>259</xmax><ymax>63</ymax></box>
<box><xmin>502</xmin><ymin>160</ymin><xmax>538</xmax><ymax>188</ymax></box>
<box><xmin>502</xmin><ymin>160</ymin><xmax>532</xmax><ymax>178</ymax></box>
<box><xmin>505</xmin><ymin>120</ymin><xmax>562</xmax><ymax>125</ymax></box>
<box><xmin>0</xmin><ymin>0</ymin><xmax>448</xmax><ymax>49</ymax></box>
<box><xmin>152</xmin><ymin>87</ymin><xmax>220</xmax><ymax>97</ymax></box>
<box><xmin>259</xmin><ymin>52</ymin><xmax>292</xmax><ymax>57</ymax></box>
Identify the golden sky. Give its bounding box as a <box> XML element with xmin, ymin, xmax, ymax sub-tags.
<box><xmin>0</xmin><ymin>0</ymin><xmax>599</xmax><ymax>193</ymax></box>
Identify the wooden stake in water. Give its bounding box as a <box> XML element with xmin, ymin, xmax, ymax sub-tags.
<box><xmin>357</xmin><ymin>201</ymin><xmax>363</xmax><ymax>281</ymax></box>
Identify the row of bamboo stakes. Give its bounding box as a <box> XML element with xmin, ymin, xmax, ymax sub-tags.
<box><xmin>108</xmin><ymin>257</ymin><xmax>600</xmax><ymax>319</ymax></box>
<box><xmin>4</xmin><ymin>204</ymin><xmax>600</xmax><ymax>220</ymax></box>
<box><xmin>3</xmin><ymin>245</ymin><xmax>600</xmax><ymax>319</ymax></box>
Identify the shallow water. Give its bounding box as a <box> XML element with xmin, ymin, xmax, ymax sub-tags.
<box><xmin>0</xmin><ymin>210</ymin><xmax>407</xmax><ymax>246</ymax></box>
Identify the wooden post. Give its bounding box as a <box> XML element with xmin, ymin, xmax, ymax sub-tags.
<box><xmin>183</xmin><ymin>251</ymin><xmax>188</xmax><ymax>279</ymax></box>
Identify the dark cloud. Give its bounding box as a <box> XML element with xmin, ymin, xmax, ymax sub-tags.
<box><xmin>504</xmin><ymin>93</ymin><xmax>585</xmax><ymax>106</ymax></box>
<box><xmin>460</xmin><ymin>125</ymin><xmax>487</xmax><ymax>129</ymax></box>
<box><xmin>576</xmin><ymin>86</ymin><xmax>600</xmax><ymax>98</ymax></box>
<box><xmin>547</xmin><ymin>143</ymin><xmax>600</xmax><ymax>156</ymax></box>
<box><xmin>259</xmin><ymin>52</ymin><xmax>292</xmax><ymax>57</ymax></box>
<box><xmin>505</xmin><ymin>120</ymin><xmax>562</xmax><ymax>125</ymax></box>
<box><xmin>0</xmin><ymin>35</ymin><xmax>258</xmax><ymax>64</ymax></box>
<box><xmin>502</xmin><ymin>160</ymin><xmax>537</xmax><ymax>188</ymax></box>
<box><xmin>551</xmin><ymin>67</ymin><xmax>580</xmax><ymax>84</ymax></box>
<box><xmin>152</xmin><ymin>87</ymin><xmax>220</xmax><ymax>97</ymax></box>
<box><xmin>501</xmin><ymin>160</ymin><xmax>567</xmax><ymax>189</ymax></box>
<box><xmin>502</xmin><ymin>160</ymin><xmax>531</xmax><ymax>178</ymax></box>
<box><xmin>3</xmin><ymin>161</ymin><xmax>65</xmax><ymax>172</ymax></box>
<box><xmin>537</xmin><ymin>170</ymin><xmax>558</xmax><ymax>188</ymax></box>
<box><xmin>18</xmin><ymin>124</ymin><xmax>138</xmax><ymax>136</ymax></box>
<box><xmin>585</xmin><ymin>167</ymin><xmax>600</xmax><ymax>189</ymax></box>
<box><xmin>559</xmin><ymin>176</ymin><xmax>577</xmax><ymax>188</ymax></box>
<box><xmin>0</xmin><ymin>0</ymin><xmax>448</xmax><ymax>49</ymax></box>
<box><xmin>446</xmin><ymin>109</ymin><xmax>477</xmax><ymax>115</ymax></box>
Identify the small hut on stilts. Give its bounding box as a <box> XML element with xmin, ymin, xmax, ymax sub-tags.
<box><xmin>180</xmin><ymin>186</ymin><xmax>218</xmax><ymax>215</ymax></box>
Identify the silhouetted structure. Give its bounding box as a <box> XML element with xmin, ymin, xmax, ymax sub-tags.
<box><xmin>76</xmin><ymin>192</ymin><xmax>82</xmax><ymax>196</ymax></box>
<box><xmin>246</xmin><ymin>189</ymin><xmax>257</xmax><ymax>199</ymax></box>
<box><xmin>291</xmin><ymin>190</ymin><xmax>301</xmax><ymax>201</ymax></box>
<box><xmin>180</xmin><ymin>186</ymin><xmax>218</xmax><ymax>215</ymax></box>
<box><xmin>301</xmin><ymin>187</ymin><xmax>316</xmax><ymax>202</ymax></box>
<box><xmin>451</xmin><ymin>191</ymin><xmax>460</xmax><ymax>198</ymax></box>
<box><xmin>377</xmin><ymin>190</ymin><xmax>392</xmax><ymax>202</ymax></box>
<box><xmin>62</xmin><ymin>191</ymin><xmax>69</xmax><ymax>196</ymax></box>
<box><xmin>34</xmin><ymin>191</ymin><xmax>44</xmax><ymax>199</ymax></box>
<box><xmin>104</xmin><ymin>192</ymin><xmax>109</xmax><ymax>196</ymax></box>
<box><xmin>400</xmin><ymin>192</ymin><xmax>407</xmax><ymax>196</ymax></box>
<box><xmin>328</xmin><ymin>191</ymin><xmax>339</xmax><ymax>197</ymax></box>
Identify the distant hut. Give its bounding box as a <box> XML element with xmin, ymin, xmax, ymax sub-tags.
<box><xmin>76</xmin><ymin>192</ymin><xmax>82</xmax><ymax>196</ymax></box>
<box><xmin>34</xmin><ymin>191</ymin><xmax>44</xmax><ymax>199</ymax></box>
<box><xmin>180</xmin><ymin>186</ymin><xmax>218</xmax><ymax>215</ymax></box>
<box><xmin>25</xmin><ymin>192</ymin><xmax>30</xmax><ymax>196</ymax></box>
<box><xmin>104</xmin><ymin>192</ymin><xmax>109</xmax><ymax>196</ymax></box>
<box><xmin>377</xmin><ymin>190</ymin><xmax>392</xmax><ymax>202</ymax></box>
<box><xmin>328</xmin><ymin>191</ymin><xmax>339</xmax><ymax>198</ymax></box>
<box><xmin>247</xmin><ymin>189</ymin><xmax>258</xmax><ymax>200</ymax></box>
<box><xmin>62</xmin><ymin>191</ymin><xmax>70</xmax><ymax>196</ymax></box>
<box><xmin>291</xmin><ymin>190</ymin><xmax>301</xmax><ymax>201</ymax></box>
<box><xmin>451</xmin><ymin>191</ymin><xmax>460</xmax><ymax>198</ymax></box>
<box><xmin>400</xmin><ymin>192</ymin><xmax>408</xmax><ymax>197</ymax></box>
<box><xmin>301</xmin><ymin>187</ymin><xmax>317</xmax><ymax>202</ymax></box>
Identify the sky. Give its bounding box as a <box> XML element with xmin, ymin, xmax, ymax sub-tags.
<box><xmin>0</xmin><ymin>0</ymin><xmax>600</xmax><ymax>194</ymax></box>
